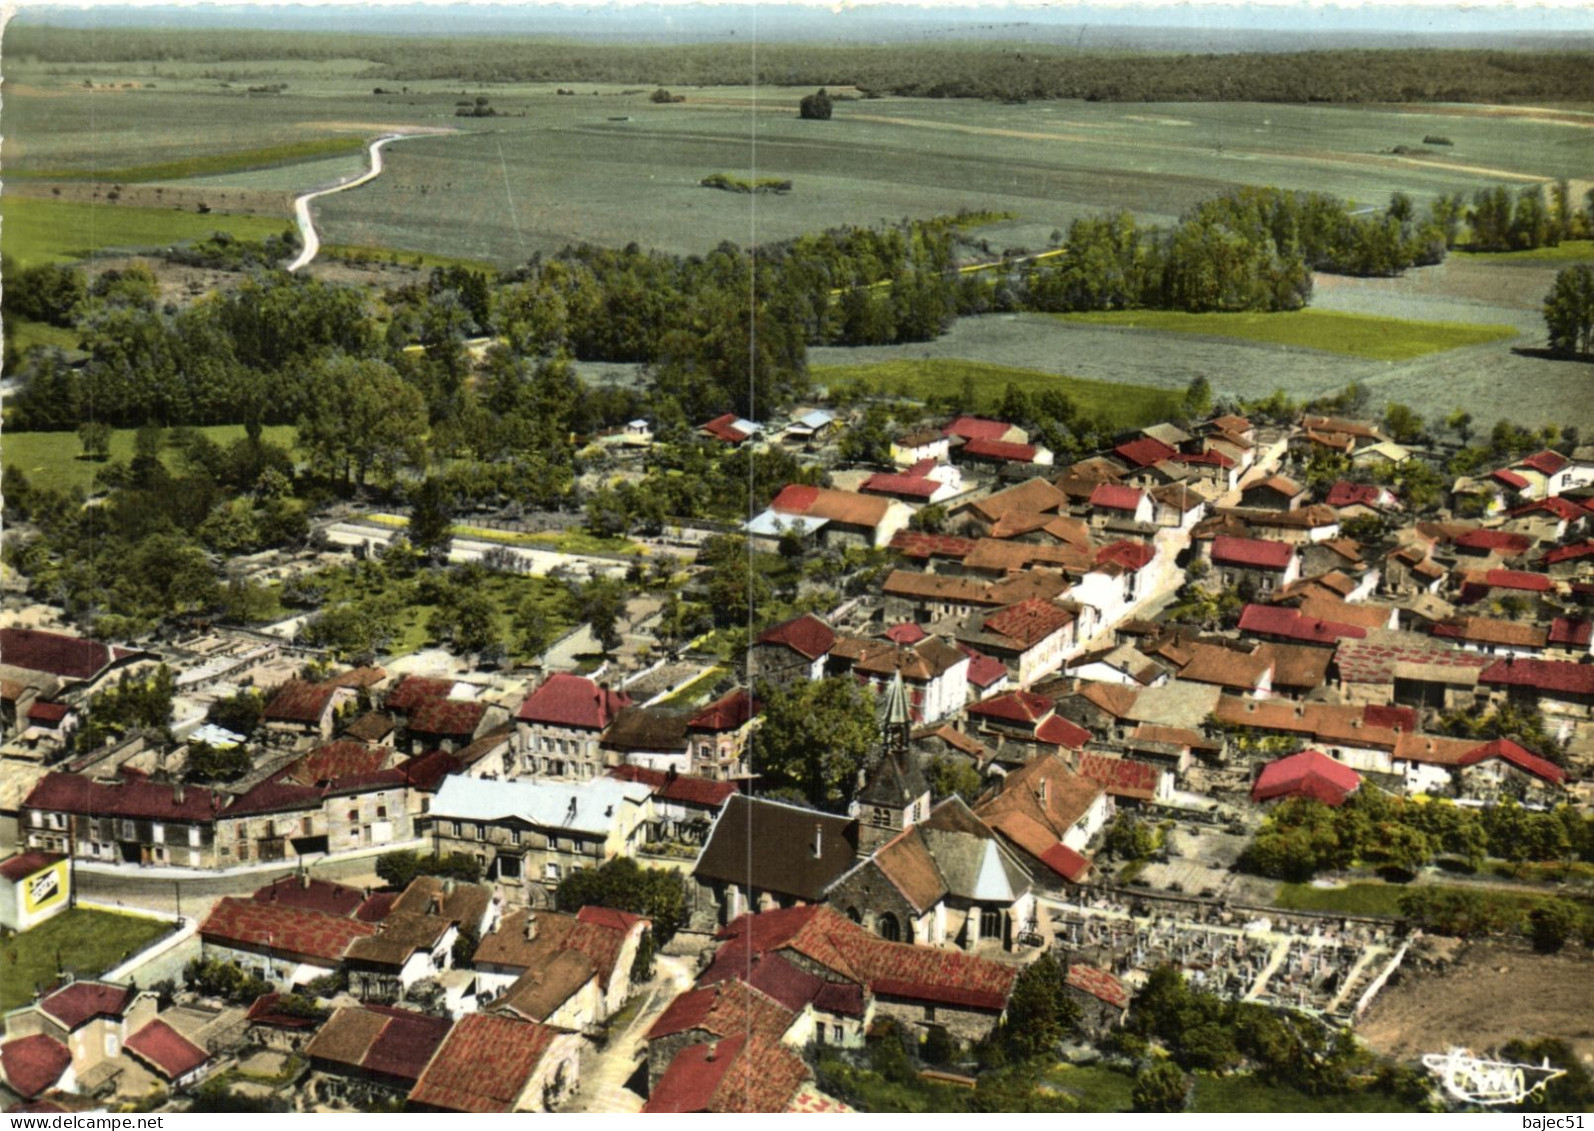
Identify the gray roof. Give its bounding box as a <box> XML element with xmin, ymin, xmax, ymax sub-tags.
<box><xmin>918</xmin><ymin>824</ymin><xmax>1029</xmax><ymax>903</ymax></box>
<box><xmin>744</xmin><ymin>510</ymin><xmax>829</xmax><ymax>538</ymax></box>
<box><xmin>1125</xmin><ymin>680</ymin><xmax>1222</xmax><ymax>730</ymax></box>
<box><xmin>695</xmin><ymin>795</ymin><xmax>858</xmax><ymax>901</ymax></box>
<box><xmin>429</xmin><ymin>774</ymin><xmax>650</xmax><ymax>836</ymax></box>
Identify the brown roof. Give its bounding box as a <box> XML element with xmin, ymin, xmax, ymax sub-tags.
<box><xmin>771</xmin><ymin>485</ymin><xmax>891</xmax><ymax>528</ymax></box>
<box><xmin>852</xmin><ymin>637</ymin><xmax>967</xmax><ymax>683</ymax></box>
<box><xmin>1296</xmin><ymin>596</ymin><xmax>1394</xmax><ymax>631</ymax></box>
<box><xmin>264</xmin><ymin>680</ymin><xmax>338</xmax><ymax>724</ymax></box>
<box><xmin>1431</xmin><ymin>617</ymin><xmax>1549</xmax><ymax>649</ymax></box>
<box><xmin>871</xmin><ymin>830</ymin><xmax>949</xmax><ymax>914</ymax></box>
<box><xmin>408</xmin><ymin>1013</ymin><xmax>561</xmax><ymax>1114</ymax></box>
<box><xmin>1178</xmin><ymin>644</ymin><xmax>1273</xmax><ymax>691</ymax></box>
<box><xmin>1393</xmin><ymin>732</ymin><xmax>1486</xmax><ymax>766</ymax></box>
<box><xmin>977</xmin><ymin>753</ymin><xmax>1103</xmax><ymax>841</ymax></box>
<box><xmin>475</xmin><ymin>909</ymin><xmax>638</xmax><ymax>991</ymax></box>
<box><xmin>199</xmin><ymin>898</ymin><xmax>376</xmax><ymax>964</ymax></box>
<box><xmin>307</xmin><ymin>1004</ymin><xmax>452</xmax><ymax>1086</ymax></box>
<box><xmin>963</xmin><ymin>539</ymin><xmax>1091</xmax><ymax>575</ymax></box>
<box><xmin>342</xmin><ymin>711</ymin><xmax>396</xmax><ymax>743</ymax></box>
<box><xmin>496</xmin><ymin>951</ymin><xmax>598</xmax><ymax>1022</ymax></box>
<box><xmin>983</xmin><ymin>599</ymin><xmax>1076</xmax><ymax>648</ymax></box>
<box><xmin>602</xmin><ymin>706</ymin><xmax>690</xmax><ymax>751</ymax></box>
<box><xmin>883</xmin><ymin>570</ymin><xmax>1005</xmax><ymax>607</ymax></box>
<box><xmin>1078</xmin><ymin>681</ymin><xmax>1140</xmax><ymax>720</ymax></box>
<box><xmin>1264</xmin><ymin>643</ymin><xmax>1333</xmax><ymax>691</ymax></box>
<box><xmin>968</xmin><ymin>478</ymin><xmax>1066</xmax><ymax>523</ymax></box>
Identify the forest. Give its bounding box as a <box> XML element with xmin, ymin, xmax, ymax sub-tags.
<box><xmin>10</xmin><ymin>26</ymin><xmax>1594</xmax><ymax>105</ymax></box>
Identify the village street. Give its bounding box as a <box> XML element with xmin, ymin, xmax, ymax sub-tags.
<box><xmin>562</xmin><ymin>953</ymin><xmax>696</xmax><ymax>1113</ymax></box>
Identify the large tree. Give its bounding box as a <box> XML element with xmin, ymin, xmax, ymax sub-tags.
<box><xmin>1544</xmin><ymin>264</ymin><xmax>1594</xmax><ymax>357</ymax></box>
<box><xmin>752</xmin><ymin>677</ymin><xmax>877</xmax><ymax>810</ymax></box>
<box><xmin>297</xmin><ymin>356</ymin><xmax>427</xmax><ymax>490</ymax></box>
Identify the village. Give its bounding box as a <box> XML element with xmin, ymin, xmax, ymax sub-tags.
<box><xmin>1</xmin><ymin>396</ymin><xmax>1592</xmax><ymax>1115</ymax></box>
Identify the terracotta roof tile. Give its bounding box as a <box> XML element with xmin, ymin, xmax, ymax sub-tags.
<box><xmin>0</xmin><ymin>629</ymin><xmax>127</xmax><ymax>681</ymax></box>
<box><xmin>1251</xmin><ymin>750</ymin><xmax>1361</xmax><ymax>806</ymax></box>
<box><xmin>199</xmin><ymin>898</ymin><xmax>376</xmax><ymax>964</ymax></box>
<box><xmin>38</xmin><ymin>983</ymin><xmax>133</xmax><ymax>1031</ymax></box>
<box><xmin>755</xmin><ymin>614</ymin><xmax>836</xmax><ymax>660</ymax></box>
<box><xmin>514</xmin><ymin>673</ymin><xmax>631</xmax><ymax>730</ymax></box>
<box><xmin>408</xmin><ymin>1014</ymin><xmax>560</xmax><ymax>1113</ymax></box>
<box><xmin>0</xmin><ymin>1035</ymin><xmax>72</xmax><ymax>1099</ymax></box>
<box><xmin>1210</xmin><ymin>535</ymin><xmax>1295</xmax><ymax>570</ymax></box>
<box><xmin>1066</xmin><ymin>964</ymin><xmax>1130</xmax><ymax>1010</ymax></box>
<box><xmin>1078</xmin><ymin>752</ymin><xmax>1159</xmax><ymax>801</ymax></box>
<box><xmin>384</xmin><ymin>676</ymin><xmax>454</xmax><ymax>713</ymax></box>
<box><xmin>125</xmin><ymin>1019</ymin><xmax>208</xmax><ymax>1081</ymax></box>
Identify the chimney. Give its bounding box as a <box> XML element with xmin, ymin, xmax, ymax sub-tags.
<box><xmin>300</xmin><ymin>872</ymin><xmax>311</xmax><ymax>890</ymax></box>
<box><xmin>173</xmin><ymin>783</ymin><xmax>186</xmax><ymax>805</ymax></box>
<box><xmin>705</xmin><ymin>1041</ymin><xmax>719</xmax><ymax>1063</ymax></box>
<box><xmin>1037</xmin><ymin>778</ymin><xmax>1049</xmax><ymax>804</ymax></box>
<box><xmin>430</xmin><ymin>892</ymin><xmax>444</xmax><ymax>915</ymax></box>
<box><xmin>812</xmin><ymin>822</ymin><xmax>823</xmax><ymax>859</ymax></box>
<box><xmin>444</xmin><ymin>877</ymin><xmax>456</xmax><ymax>895</ymax></box>
<box><xmin>524</xmin><ymin>913</ymin><xmax>538</xmax><ymax>942</ymax></box>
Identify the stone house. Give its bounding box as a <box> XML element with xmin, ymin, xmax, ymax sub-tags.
<box><xmin>407</xmin><ymin>1013</ymin><xmax>583</xmax><ymax>1113</ymax></box>
<box><xmin>512</xmin><ymin>674</ymin><xmax>632</xmax><ymax>780</ymax></box>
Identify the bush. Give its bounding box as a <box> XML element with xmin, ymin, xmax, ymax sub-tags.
<box><xmin>1132</xmin><ymin>1061</ymin><xmax>1189</xmax><ymax>1112</ymax></box>
<box><xmin>799</xmin><ymin>88</ymin><xmax>833</xmax><ymax>120</ymax></box>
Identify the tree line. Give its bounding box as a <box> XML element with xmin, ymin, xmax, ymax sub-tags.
<box><xmin>15</xmin><ymin>27</ymin><xmax>1594</xmax><ymax>105</ymax></box>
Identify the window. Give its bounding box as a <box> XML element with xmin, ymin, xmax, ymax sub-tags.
<box><xmin>497</xmin><ymin>856</ymin><xmax>522</xmax><ymax>880</ymax></box>
<box><xmin>151</xmin><ymin>824</ymin><xmax>165</xmax><ymax>844</ymax></box>
<box><xmin>876</xmin><ymin>913</ymin><xmax>900</xmax><ymax>942</ymax></box>
<box><xmin>870</xmin><ymin>806</ymin><xmax>893</xmax><ymax>828</ymax></box>
<box><xmin>476</xmin><ymin>823</ymin><xmax>485</xmax><ymax>842</ymax></box>
<box><xmin>347</xmin><ymin>810</ymin><xmax>359</xmax><ymax>822</ymax></box>
<box><xmin>376</xmin><ymin>805</ymin><xmax>387</xmax><ymax>819</ymax></box>
<box><xmin>833</xmin><ymin>1025</ymin><xmax>844</xmax><ymax>1044</ymax></box>
<box><xmin>29</xmin><ymin>811</ymin><xmax>41</xmax><ymax>827</ymax></box>
<box><xmin>449</xmin><ymin>821</ymin><xmax>462</xmax><ymax>838</ymax></box>
<box><xmin>923</xmin><ymin>1005</ymin><xmax>937</xmax><ymax>1022</ymax></box>
<box><xmin>301</xmin><ymin>817</ymin><xmax>313</xmax><ymax>835</ymax></box>
<box><xmin>511</xmin><ymin>829</ymin><xmax>523</xmax><ymax>846</ymax></box>
<box><xmin>981</xmin><ymin>907</ymin><xmax>1002</xmax><ymax>940</ymax></box>
<box><xmin>545</xmin><ymin>862</ymin><xmax>561</xmax><ymax>882</ymax></box>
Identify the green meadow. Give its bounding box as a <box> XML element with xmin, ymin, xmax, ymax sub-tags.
<box><xmin>2</xmin><ymin>197</ymin><xmax>292</xmax><ymax>267</ymax></box>
<box><xmin>811</xmin><ymin>359</ymin><xmax>1183</xmax><ymax>429</ymax></box>
<box><xmin>1052</xmin><ymin>308</ymin><xmax>1517</xmax><ymax>361</ymax></box>
<box><xmin>3</xmin><ymin>425</ymin><xmax>299</xmax><ymax>494</ymax></box>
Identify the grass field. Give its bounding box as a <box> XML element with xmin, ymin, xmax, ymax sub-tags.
<box><xmin>363</xmin><ymin>513</ymin><xmax>641</xmax><ymax>557</ymax></box>
<box><xmin>7</xmin><ymin>319</ymin><xmax>80</xmax><ymax>355</ymax></box>
<box><xmin>1457</xmin><ymin>239</ymin><xmax>1594</xmax><ymax>264</ymax></box>
<box><xmin>319</xmin><ymin>243</ymin><xmax>499</xmax><ymax>274</ymax></box>
<box><xmin>13</xmin><ymin>137</ymin><xmax>370</xmax><ymax>184</ymax></box>
<box><xmin>1040</xmin><ymin>1063</ymin><xmax>1411</xmax><ymax>1113</ymax></box>
<box><xmin>812</xmin><ymin>358</ymin><xmax>1183</xmax><ymax>428</ymax></box>
<box><xmin>1273</xmin><ymin>882</ymin><xmax>1409</xmax><ymax>916</ymax></box>
<box><xmin>3</xmin><ymin>425</ymin><xmax>299</xmax><ymax>494</ymax></box>
<box><xmin>1052</xmin><ymin>308</ymin><xmax>1518</xmax><ymax>361</ymax></box>
<box><xmin>0</xmin><ymin>908</ymin><xmax>173</xmax><ymax>1011</ymax></box>
<box><xmin>1</xmin><ymin>197</ymin><xmax>292</xmax><ymax>267</ymax></box>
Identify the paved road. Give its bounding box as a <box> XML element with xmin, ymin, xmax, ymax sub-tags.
<box><xmin>286</xmin><ymin>134</ymin><xmax>428</xmax><ymax>272</ymax></box>
<box><xmin>562</xmin><ymin>953</ymin><xmax>695</xmax><ymax>1114</ymax></box>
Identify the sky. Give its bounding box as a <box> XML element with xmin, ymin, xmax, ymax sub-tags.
<box><xmin>8</xmin><ymin>0</ymin><xmax>1594</xmax><ymax>40</ymax></box>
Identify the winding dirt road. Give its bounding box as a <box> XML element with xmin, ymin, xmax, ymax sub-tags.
<box><xmin>286</xmin><ymin>132</ymin><xmax>426</xmax><ymax>272</ymax></box>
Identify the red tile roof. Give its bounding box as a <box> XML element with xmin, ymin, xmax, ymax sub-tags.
<box><xmin>983</xmin><ymin>599</ymin><xmax>1075</xmax><ymax>647</ymax></box>
<box><xmin>756</xmin><ymin>613</ymin><xmax>836</xmax><ymax>660</ymax></box>
<box><xmin>942</xmin><ymin>416</ymin><xmax>1014</xmax><ymax>442</ymax></box>
<box><xmin>1457</xmin><ymin>738</ymin><xmax>1566</xmax><ymax>785</ymax></box>
<box><xmin>1325</xmin><ymin>481</ymin><xmax>1386</xmax><ymax>509</ymax></box>
<box><xmin>1089</xmin><ymin>483</ymin><xmax>1146</xmax><ymax>512</ymax></box>
<box><xmin>285</xmin><ymin>742</ymin><xmax>390</xmax><ymax>787</ymax></box>
<box><xmin>1039</xmin><ymin>843</ymin><xmax>1093</xmax><ymax>882</ymax></box>
<box><xmin>125</xmin><ymin>1019</ymin><xmax>208</xmax><ymax>1081</ymax></box>
<box><xmin>1211</xmin><ymin>535</ymin><xmax>1295</xmax><ymax>571</ymax></box>
<box><xmin>1510</xmin><ymin>497</ymin><xmax>1586</xmax><ymax>523</ymax></box>
<box><xmin>38</xmin><ymin>982</ymin><xmax>133</xmax><ymax>1031</ymax></box>
<box><xmin>1077</xmin><ymin>752</ymin><xmax>1159</xmax><ymax>801</ymax></box>
<box><xmin>200</xmin><ymin>898</ymin><xmax>376</xmax><ymax>963</ymax></box>
<box><xmin>716</xmin><ymin>906</ymin><xmax>1019</xmax><ymax>1012</ymax></box>
<box><xmin>888</xmin><ymin>530</ymin><xmax>977</xmax><ymax>561</ymax></box>
<box><xmin>307</xmin><ymin>1004</ymin><xmax>451</xmax><ymax>1085</ymax></box>
<box><xmin>25</xmin><ymin>702</ymin><xmax>71</xmax><ymax>725</ymax></box>
<box><xmin>24</xmin><ymin>772</ymin><xmax>221</xmax><ymax>823</ymax></box>
<box><xmin>1480</xmin><ymin>658</ymin><xmax>1594</xmax><ymax>697</ymax></box>
<box><xmin>250</xmin><ymin>875</ymin><xmax>368</xmax><ymax>918</ymax></box>
<box><xmin>0</xmin><ymin>629</ymin><xmax>129</xmax><ymax>681</ymax></box>
<box><xmin>1238</xmin><ymin>604</ymin><xmax>1367</xmax><ymax>645</ymax></box>
<box><xmin>408</xmin><ymin>1013</ymin><xmax>561</xmax><ymax>1113</ymax></box>
<box><xmin>1518</xmin><ymin>450</ymin><xmax>1569</xmax><ymax>476</ymax></box>
<box><xmin>1550</xmin><ymin>618</ymin><xmax>1592</xmax><ymax>647</ymax></box>
<box><xmin>1482</xmin><ymin>569</ymin><xmax>1553</xmax><ymax>592</ymax></box>
<box><xmin>967</xmin><ymin>690</ymin><xmax>1053</xmax><ymax>726</ymax></box>
<box><xmin>1035</xmin><ymin>715</ymin><xmax>1091</xmax><ymax>749</ymax></box>
<box><xmin>1251</xmin><ymin>749</ymin><xmax>1361</xmax><ymax>806</ymax></box>
<box><xmin>1543</xmin><ymin>541</ymin><xmax>1594</xmax><ymax>566</ymax></box>
<box><xmin>963</xmin><ymin>437</ymin><xmax>1039</xmax><ymax>462</ymax></box>
<box><xmin>884</xmin><ymin>623</ymin><xmax>928</xmax><ymax>645</ymax></box>
<box><xmin>686</xmin><ymin>689</ymin><xmax>762</xmax><ymax>733</ymax></box>
<box><xmin>409</xmin><ymin>697</ymin><xmax>487</xmax><ymax>736</ymax></box>
<box><xmin>770</xmin><ymin>485</ymin><xmax>891</xmax><ymax>527</ymax></box>
<box><xmin>701</xmin><ymin>413</ymin><xmax>752</xmax><ymax>443</ymax></box>
<box><xmin>0</xmin><ymin>853</ymin><xmax>64</xmax><ymax>882</ymax></box>
<box><xmin>608</xmin><ymin>764</ymin><xmax>738</xmax><ymax>808</ymax></box>
<box><xmin>264</xmin><ymin>680</ymin><xmax>337</xmax><ymax>724</ymax></box>
<box><xmin>958</xmin><ymin>645</ymin><xmax>1009</xmax><ymax>689</ymax></box>
<box><xmin>1095</xmin><ymin>540</ymin><xmax>1155</xmax><ymax>573</ymax></box>
<box><xmin>0</xmin><ymin>1035</ymin><xmax>72</xmax><ymax>1099</ymax></box>
<box><xmin>860</xmin><ymin>472</ymin><xmax>940</xmax><ymax>499</ymax></box>
<box><xmin>514</xmin><ymin>673</ymin><xmax>631</xmax><ymax>730</ymax></box>
<box><xmin>1114</xmin><ymin>436</ymin><xmax>1178</xmax><ymax>469</ymax></box>
<box><xmin>384</xmin><ymin>676</ymin><xmax>453</xmax><ymax>713</ymax></box>
<box><xmin>1174</xmin><ymin>449</ymin><xmax>1236</xmax><ymax>469</ymax></box>
<box><xmin>644</xmin><ymin>1032</ymin><xmax>811</xmax><ymax>1114</ymax></box>
<box><xmin>1454</xmin><ymin>528</ymin><xmax>1532</xmax><ymax>554</ymax></box>
<box><xmin>1066</xmin><ymin>964</ymin><xmax>1130</xmax><ymax>1010</ymax></box>
<box><xmin>245</xmin><ymin>992</ymin><xmax>321</xmax><ymax>1030</ymax></box>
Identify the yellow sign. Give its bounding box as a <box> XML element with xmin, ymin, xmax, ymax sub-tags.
<box><xmin>22</xmin><ymin>860</ymin><xmax>68</xmax><ymax>915</ymax></box>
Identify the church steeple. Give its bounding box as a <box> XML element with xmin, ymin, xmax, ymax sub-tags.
<box><xmin>853</xmin><ymin>671</ymin><xmax>931</xmax><ymax>856</ymax></box>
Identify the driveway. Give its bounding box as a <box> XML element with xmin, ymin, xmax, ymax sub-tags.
<box><xmin>562</xmin><ymin>953</ymin><xmax>695</xmax><ymax>1113</ymax></box>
